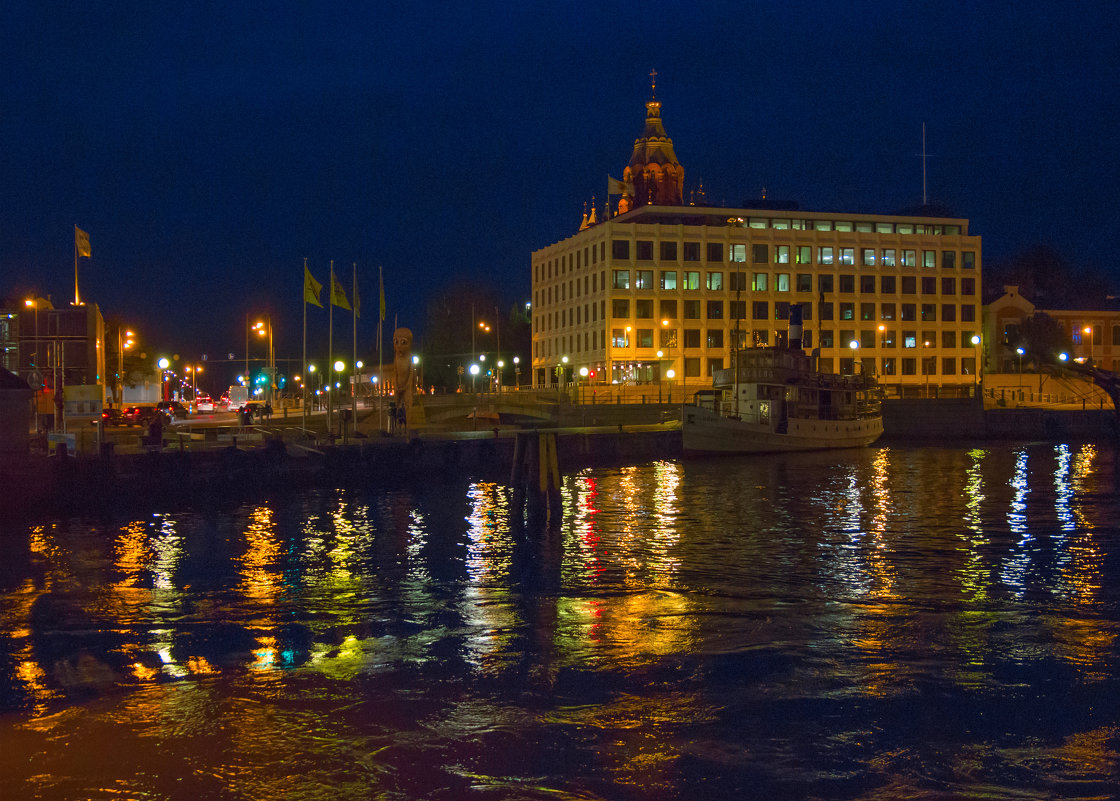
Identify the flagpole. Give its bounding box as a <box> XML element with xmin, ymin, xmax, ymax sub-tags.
<box><xmin>73</xmin><ymin>225</ymin><xmax>80</xmax><ymax>306</ymax></box>
<box><xmin>352</xmin><ymin>262</ymin><xmax>357</xmax><ymax>416</ymax></box>
<box><xmin>378</xmin><ymin>266</ymin><xmax>384</xmax><ymax>434</ymax></box>
<box><xmin>328</xmin><ymin>260</ymin><xmax>334</xmax><ymax>439</ymax></box>
<box><xmin>302</xmin><ymin>258</ymin><xmax>308</xmax><ymax>432</ymax></box>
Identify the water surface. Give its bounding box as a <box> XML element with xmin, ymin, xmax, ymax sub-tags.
<box><xmin>2</xmin><ymin>443</ymin><xmax>1119</xmax><ymax>799</ymax></box>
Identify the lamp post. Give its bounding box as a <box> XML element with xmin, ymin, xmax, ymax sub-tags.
<box><xmin>513</xmin><ymin>356</ymin><xmax>520</xmax><ymax>389</ymax></box>
<box><xmin>923</xmin><ymin>340</ymin><xmax>931</xmax><ymax>397</ymax></box>
<box><xmin>252</xmin><ymin>317</ymin><xmax>273</xmax><ymax>405</ymax></box>
<box><xmin>970</xmin><ymin>334</ymin><xmax>981</xmax><ymax>389</ymax></box>
<box><xmin>1016</xmin><ymin>347</ymin><xmax>1024</xmax><ymax>387</ymax></box>
<box><xmin>661</xmin><ymin>319</ymin><xmax>674</xmax><ymax>377</ymax></box>
<box><xmin>849</xmin><ymin>339</ymin><xmax>860</xmax><ymax>375</ymax></box>
<box><xmin>24</xmin><ymin>298</ymin><xmax>40</xmax><ymax>386</ymax></box>
<box><xmin>184</xmin><ymin>365</ymin><xmax>202</xmax><ymax>403</ymax></box>
<box><xmin>667</xmin><ymin>368</ymin><xmax>675</xmax><ymax>402</ymax></box>
<box><xmin>1083</xmin><ymin>326</ymin><xmax>1094</xmax><ymax>364</ymax></box>
<box><xmin>625</xmin><ymin>325</ymin><xmax>632</xmax><ymax>384</ymax></box>
<box><xmin>306</xmin><ymin>363</ymin><xmax>316</xmax><ymax>417</ymax></box>
<box><xmin>158</xmin><ymin>358</ymin><xmax>171</xmax><ymax>402</ymax></box>
<box><xmin>116</xmin><ymin>327</ymin><xmax>134</xmax><ymax>405</ymax></box>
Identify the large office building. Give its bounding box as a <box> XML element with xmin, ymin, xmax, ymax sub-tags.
<box><xmin>531</xmin><ymin>95</ymin><xmax>983</xmax><ymax>394</ymax></box>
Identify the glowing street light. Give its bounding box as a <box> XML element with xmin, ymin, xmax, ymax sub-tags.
<box><xmin>970</xmin><ymin>334</ymin><xmax>981</xmax><ymax>387</ymax></box>
<box><xmin>1016</xmin><ymin>347</ymin><xmax>1025</xmax><ymax>387</ymax></box>
<box><xmin>158</xmin><ymin>357</ymin><xmax>171</xmax><ymax>402</ymax></box>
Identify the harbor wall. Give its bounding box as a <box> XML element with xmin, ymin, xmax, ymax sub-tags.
<box><xmin>882</xmin><ymin>397</ymin><xmax>1117</xmax><ymax>441</ymax></box>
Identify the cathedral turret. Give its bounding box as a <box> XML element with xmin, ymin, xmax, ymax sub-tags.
<box><xmin>620</xmin><ymin>71</ymin><xmax>684</xmax><ymax>210</ymax></box>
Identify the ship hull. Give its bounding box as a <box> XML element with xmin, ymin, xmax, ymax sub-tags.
<box><xmin>682</xmin><ymin>404</ymin><xmax>883</xmax><ymax>455</ymax></box>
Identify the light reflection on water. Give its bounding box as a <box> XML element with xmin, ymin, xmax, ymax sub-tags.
<box><xmin>1</xmin><ymin>442</ymin><xmax>1119</xmax><ymax>799</ymax></box>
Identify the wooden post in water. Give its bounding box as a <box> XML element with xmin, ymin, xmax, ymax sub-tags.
<box><xmin>510</xmin><ymin>431</ymin><xmax>563</xmax><ymax>529</ymax></box>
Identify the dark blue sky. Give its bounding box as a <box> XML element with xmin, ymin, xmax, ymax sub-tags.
<box><xmin>3</xmin><ymin>1</ymin><xmax>1118</xmax><ymax>365</ymax></box>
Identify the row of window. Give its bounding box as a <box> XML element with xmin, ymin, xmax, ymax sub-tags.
<box><xmin>724</xmin><ymin>217</ymin><xmax>963</xmax><ymax>236</ymax></box>
<box><xmin>533</xmin><ymin>240</ymin><xmax>977</xmax><ymax>282</ymax></box>
<box><xmin>605</xmin><ymin>299</ymin><xmax>977</xmax><ymax>322</ymax></box>
<box><xmin>536</xmin><ymin>325</ymin><xmax>980</xmax><ymax>359</ymax></box>
<box><xmin>605</xmin><ymin>241</ymin><xmax>976</xmax><ymax>269</ymax></box>
<box><xmin>609</xmin><ymin>270</ymin><xmax>977</xmax><ymax>295</ymax></box>
<box><xmin>536</xmin><ymin>297</ymin><xmax>980</xmax><ymax>335</ymax></box>
<box><xmin>534</xmin><ymin>269</ymin><xmax>978</xmax><ymax>310</ymax></box>
<box><xmin>540</xmin><ymin>355</ymin><xmax>976</xmax><ymax>381</ymax></box>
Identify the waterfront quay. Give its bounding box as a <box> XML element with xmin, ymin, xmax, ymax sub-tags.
<box><xmin>2</xmin><ymin>384</ymin><xmax>1116</xmax><ymax>523</ymax></box>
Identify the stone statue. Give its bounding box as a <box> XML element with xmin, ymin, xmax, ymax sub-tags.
<box><xmin>393</xmin><ymin>327</ymin><xmax>415</xmax><ymax>427</ymax></box>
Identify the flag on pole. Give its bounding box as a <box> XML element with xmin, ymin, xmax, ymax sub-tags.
<box><xmin>75</xmin><ymin>226</ymin><xmax>91</xmax><ymax>258</ymax></box>
<box><xmin>331</xmin><ymin>271</ymin><xmax>351</xmax><ymax>310</ymax></box>
<box><xmin>378</xmin><ymin>267</ymin><xmax>386</xmax><ymax>321</ymax></box>
<box><xmin>304</xmin><ymin>264</ymin><xmax>323</xmax><ymax>307</ymax></box>
<box><xmin>607</xmin><ymin>175</ymin><xmax>630</xmax><ymax>195</ymax></box>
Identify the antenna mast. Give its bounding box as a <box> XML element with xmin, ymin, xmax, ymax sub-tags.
<box><xmin>921</xmin><ymin>122</ymin><xmax>928</xmax><ymax>206</ymax></box>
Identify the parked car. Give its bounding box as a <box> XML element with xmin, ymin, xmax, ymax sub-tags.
<box><xmin>92</xmin><ymin>407</ymin><xmax>125</xmax><ymax>426</ymax></box>
<box><xmin>156</xmin><ymin>400</ymin><xmax>191</xmax><ymax>421</ymax></box>
<box><xmin>122</xmin><ymin>406</ymin><xmax>159</xmax><ymax>426</ymax></box>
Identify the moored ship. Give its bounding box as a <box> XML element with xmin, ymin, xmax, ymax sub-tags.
<box><xmin>682</xmin><ymin>306</ymin><xmax>883</xmax><ymax>454</ymax></box>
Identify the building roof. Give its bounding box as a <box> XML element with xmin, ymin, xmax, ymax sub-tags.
<box><xmin>627</xmin><ymin>100</ymin><xmax>681</xmax><ymax>170</ymax></box>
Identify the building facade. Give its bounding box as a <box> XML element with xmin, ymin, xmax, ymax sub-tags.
<box><xmin>0</xmin><ymin>298</ymin><xmax>107</xmax><ymax>400</ymax></box>
<box><xmin>531</xmin><ymin>100</ymin><xmax>983</xmax><ymax>394</ymax></box>
<box><xmin>986</xmin><ymin>285</ymin><xmax>1120</xmax><ymax>373</ymax></box>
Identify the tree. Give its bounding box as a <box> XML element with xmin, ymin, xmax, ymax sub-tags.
<box><xmin>984</xmin><ymin>245</ymin><xmax>1116</xmax><ymax>308</ymax></box>
<box><xmin>422</xmin><ymin>281</ymin><xmax>503</xmax><ymax>391</ymax></box>
<box><xmin>1015</xmin><ymin>311</ymin><xmax>1074</xmax><ymax>370</ymax></box>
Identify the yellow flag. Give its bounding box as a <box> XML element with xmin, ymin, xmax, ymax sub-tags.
<box><xmin>75</xmin><ymin>226</ymin><xmax>91</xmax><ymax>258</ymax></box>
<box><xmin>331</xmin><ymin>272</ymin><xmax>351</xmax><ymax>310</ymax></box>
<box><xmin>304</xmin><ymin>265</ymin><xmax>323</xmax><ymax>307</ymax></box>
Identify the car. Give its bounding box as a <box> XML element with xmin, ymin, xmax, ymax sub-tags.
<box><xmin>195</xmin><ymin>396</ymin><xmax>214</xmax><ymax>412</ymax></box>
<box><xmin>92</xmin><ymin>407</ymin><xmax>125</xmax><ymax>426</ymax></box>
<box><xmin>122</xmin><ymin>406</ymin><xmax>159</xmax><ymax>426</ymax></box>
<box><xmin>156</xmin><ymin>400</ymin><xmax>191</xmax><ymax>421</ymax></box>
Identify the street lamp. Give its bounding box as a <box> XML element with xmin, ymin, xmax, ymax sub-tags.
<box><xmin>253</xmin><ymin>318</ymin><xmax>274</xmax><ymax>404</ymax></box>
<box><xmin>116</xmin><ymin>327</ymin><xmax>135</xmax><ymax>405</ymax></box>
<box><xmin>1083</xmin><ymin>326</ymin><xmax>1094</xmax><ymax>364</ymax></box>
<box><xmin>24</xmin><ymin>298</ymin><xmax>41</xmax><ymax>383</ymax></box>
<box><xmin>923</xmin><ymin>340</ymin><xmax>932</xmax><ymax>397</ymax></box>
<box><xmin>158</xmin><ymin>358</ymin><xmax>171</xmax><ymax>402</ymax></box>
<box><xmin>184</xmin><ymin>365</ymin><xmax>202</xmax><ymax>402</ymax></box>
<box><xmin>849</xmin><ymin>339</ymin><xmax>860</xmax><ymax>375</ymax></box>
<box><xmin>625</xmin><ymin>325</ymin><xmax>632</xmax><ymax>384</ymax></box>
<box><xmin>307</xmin><ymin>363</ymin><xmax>317</xmax><ymax>415</ymax></box>
<box><xmin>970</xmin><ymin>334</ymin><xmax>981</xmax><ymax>388</ymax></box>
<box><xmin>1016</xmin><ymin>347</ymin><xmax>1024</xmax><ymax>387</ymax></box>
<box><xmin>513</xmin><ymin>356</ymin><xmax>520</xmax><ymax>389</ymax></box>
<box><xmin>333</xmin><ymin>359</ymin><xmax>345</xmax><ymax>404</ymax></box>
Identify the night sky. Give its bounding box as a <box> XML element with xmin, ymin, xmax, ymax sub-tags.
<box><xmin>3</xmin><ymin>1</ymin><xmax>1118</xmax><ymax>370</ymax></box>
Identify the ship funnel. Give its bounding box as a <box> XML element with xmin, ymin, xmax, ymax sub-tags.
<box><xmin>789</xmin><ymin>304</ymin><xmax>803</xmax><ymax>351</ymax></box>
